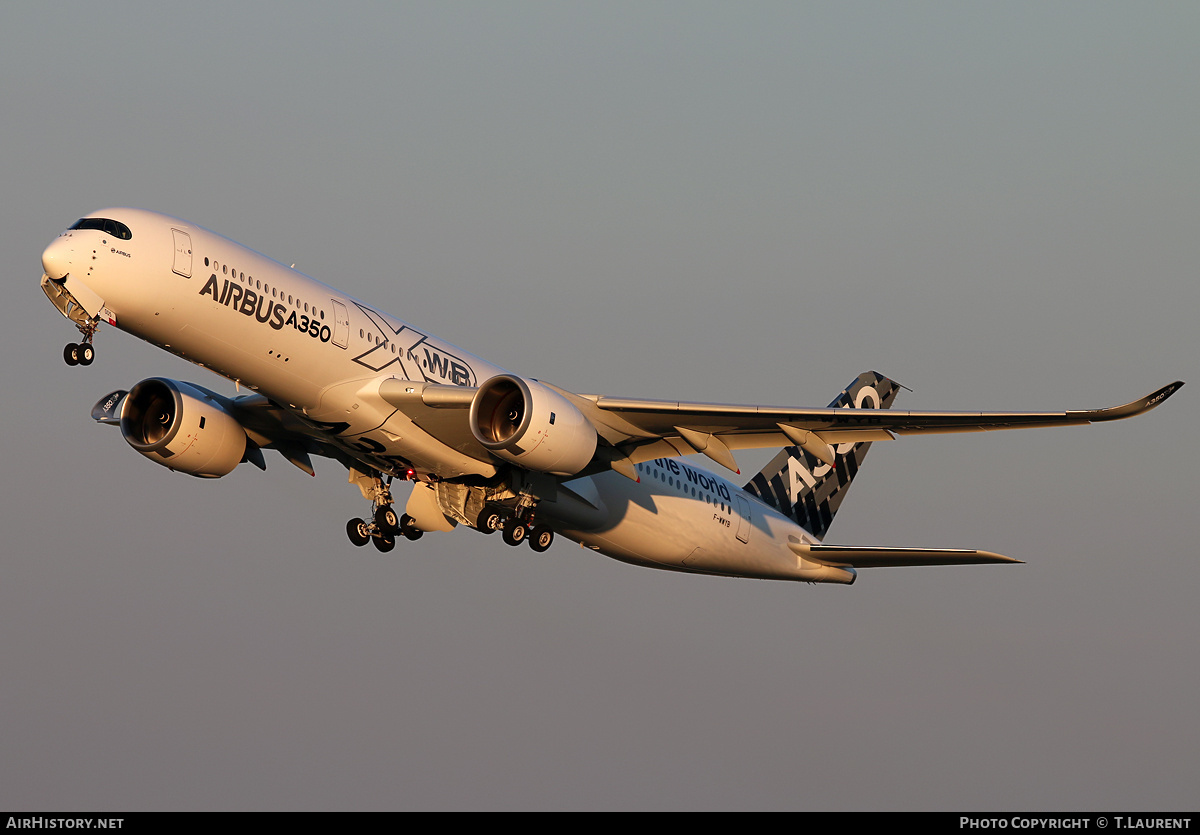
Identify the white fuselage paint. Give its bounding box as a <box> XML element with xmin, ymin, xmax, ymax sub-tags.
<box><xmin>43</xmin><ymin>209</ymin><xmax>841</xmax><ymax>583</ymax></box>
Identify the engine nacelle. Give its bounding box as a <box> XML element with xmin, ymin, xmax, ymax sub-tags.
<box><xmin>120</xmin><ymin>378</ymin><xmax>248</xmax><ymax>478</ymax></box>
<box><xmin>469</xmin><ymin>375</ymin><xmax>598</xmax><ymax>476</ymax></box>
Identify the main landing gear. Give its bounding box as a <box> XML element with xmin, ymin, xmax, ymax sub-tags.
<box><xmin>346</xmin><ymin>510</ymin><xmax>424</xmax><ymax>552</ymax></box>
<box><xmin>475</xmin><ymin>505</ymin><xmax>555</xmax><ymax>553</ymax></box>
<box><xmin>342</xmin><ymin>473</ymin><xmax>557</xmax><ymax>555</ymax></box>
<box><xmin>345</xmin><ymin>474</ymin><xmax>424</xmax><ymax>553</ymax></box>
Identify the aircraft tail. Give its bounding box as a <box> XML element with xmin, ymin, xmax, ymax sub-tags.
<box><xmin>743</xmin><ymin>371</ymin><xmax>901</xmax><ymax>540</ymax></box>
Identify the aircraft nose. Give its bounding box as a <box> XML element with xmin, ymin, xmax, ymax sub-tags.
<box><xmin>42</xmin><ymin>236</ymin><xmax>74</xmax><ymax>282</ymax></box>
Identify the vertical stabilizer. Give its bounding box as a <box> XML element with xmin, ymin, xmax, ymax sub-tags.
<box><xmin>743</xmin><ymin>371</ymin><xmax>901</xmax><ymax>539</ymax></box>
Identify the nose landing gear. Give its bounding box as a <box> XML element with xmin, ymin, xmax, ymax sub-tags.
<box><xmin>62</xmin><ymin>318</ymin><xmax>98</xmax><ymax>367</ymax></box>
<box><xmin>42</xmin><ymin>276</ymin><xmax>102</xmax><ymax>368</ymax></box>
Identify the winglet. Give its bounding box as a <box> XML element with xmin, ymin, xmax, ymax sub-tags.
<box><xmin>1079</xmin><ymin>381</ymin><xmax>1184</xmax><ymax>422</ymax></box>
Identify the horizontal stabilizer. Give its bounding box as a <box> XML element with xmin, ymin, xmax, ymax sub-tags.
<box><xmin>788</xmin><ymin>537</ymin><xmax>1021</xmax><ymax>568</ymax></box>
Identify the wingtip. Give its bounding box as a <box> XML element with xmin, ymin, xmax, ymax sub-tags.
<box><xmin>1145</xmin><ymin>380</ymin><xmax>1185</xmax><ymax>409</ymax></box>
<box><xmin>1085</xmin><ymin>380</ymin><xmax>1186</xmax><ymax>422</ymax></box>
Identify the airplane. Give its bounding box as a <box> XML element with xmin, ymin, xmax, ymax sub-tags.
<box><xmin>39</xmin><ymin>209</ymin><xmax>1183</xmax><ymax>585</ymax></box>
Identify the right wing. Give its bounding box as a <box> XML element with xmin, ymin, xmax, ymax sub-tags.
<box><xmin>383</xmin><ymin>375</ymin><xmax>1184</xmax><ymax>476</ymax></box>
<box><xmin>570</xmin><ymin>378</ymin><xmax>1185</xmax><ymax>472</ymax></box>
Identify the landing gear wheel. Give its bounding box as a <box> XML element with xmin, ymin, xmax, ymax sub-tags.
<box><xmin>78</xmin><ymin>343</ymin><xmax>95</xmax><ymax>366</ymax></box>
<box><xmin>374</xmin><ymin>505</ymin><xmax>400</xmax><ymax>533</ymax></box>
<box><xmin>346</xmin><ymin>518</ymin><xmax>371</xmax><ymax>547</ymax></box>
<box><xmin>63</xmin><ymin>343</ymin><xmax>79</xmax><ymax>366</ymax></box>
<box><xmin>502</xmin><ymin>518</ymin><xmax>528</xmax><ymax>547</ymax></box>
<box><xmin>399</xmin><ymin>514</ymin><xmax>424</xmax><ymax>541</ymax></box>
<box><xmin>476</xmin><ymin>507</ymin><xmax>503</xmax><ymax>535</ymax></box>
<box><xmin>529</xmin><ymin>525</ymin><xmax>554</xmax><ymax>552</ymax></box>
<box><xmin>372</xmin><ymin>530</ymin><xmax>396</xmax><ymax>552</ymax></box>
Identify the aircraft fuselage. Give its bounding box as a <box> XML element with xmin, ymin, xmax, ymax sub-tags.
<box><xmin>43</xmin><ymin>209</ymin><xmax>846</xmax><ymax>583</ymax></box>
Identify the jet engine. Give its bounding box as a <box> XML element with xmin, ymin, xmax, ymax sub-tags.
<box><xmin>119</xmin><ymin>378</ymin><xmax>248</xmax><ymax>478</ymax></box>
<box><xmin>469</xmin><ymin>375</ymin><xmax>598</xmax><ymax>476</ymax></box>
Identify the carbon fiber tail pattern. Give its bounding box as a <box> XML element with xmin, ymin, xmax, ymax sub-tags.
<box><xmin>743</xmin><ymin>371</ymin><xmax>901</xmax><ymax>540</ymax></box>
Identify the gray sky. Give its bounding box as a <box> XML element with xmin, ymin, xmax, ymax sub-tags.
<box><xmin>2</xmin><ymin>1</ymin><xmax>1196</xmax><ymax>811</ymax></box>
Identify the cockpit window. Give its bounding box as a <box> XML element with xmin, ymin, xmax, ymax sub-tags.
<box><xmin>69</xmin><ymin>217</ymin><xmax>132</xmax><ymax>240</ymax></box>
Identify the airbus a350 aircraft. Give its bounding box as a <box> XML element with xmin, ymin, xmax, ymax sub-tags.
<box><xmin>40</xmin><ymin>209</ymin><xmax>1182</xmax><ymax>584</ymax></box>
